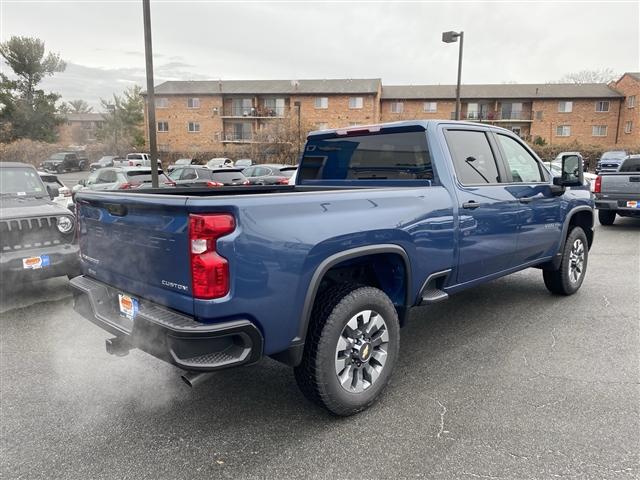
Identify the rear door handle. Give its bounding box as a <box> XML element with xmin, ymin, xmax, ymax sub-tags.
<box><xmin>519</xmin><ymin>196</ymin><xmax>534</xmax><ymax>204</ymax></box>
<box><xmin>462</xmin><ymin>201</ymin><xmax>480</xmax><ymax>210</ymax></box>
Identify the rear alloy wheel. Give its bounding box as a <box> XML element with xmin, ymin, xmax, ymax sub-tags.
<box><xmin>598</xmin><ymin>210</ymin><xmax>616</xmax><ymax>226</ymax></box>
<box><xmin>294</xmin><ymin>283</ymin><xmax>400</xmax><ymax>416</ymax></box>
<box><xmin>543</xmin><ymin>227</ymin><xmax>588</xmax><ymax>295</ymax></box>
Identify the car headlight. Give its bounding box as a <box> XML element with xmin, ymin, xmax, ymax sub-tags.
<box><xmin>57</xmin><ymin>216</ymin><xmax>74</xmax><ymax>233</ymax></box>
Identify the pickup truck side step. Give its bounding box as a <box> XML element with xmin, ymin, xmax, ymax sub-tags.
<box><xmin>421</xmin><ymin>288</ymin><xmax>449</xmax><ymax>304</ymax></box>
<box><xmin>418</xmin><ymin>269</ymin><xmax>451</xmax><ymax>305</ymax></box>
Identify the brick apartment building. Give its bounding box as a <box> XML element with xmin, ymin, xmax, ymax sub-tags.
<box><xmin>57</xmin><ymin>113</ymin><xmax>106</xmax><ymax>146</ymax></box>
<box><xmin>143</xmin><ymin>73</ymin><xmax>639</xmax><ymax>153</ymax></box>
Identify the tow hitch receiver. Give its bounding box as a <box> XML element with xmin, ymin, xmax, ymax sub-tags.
<box><xmin>106</xmin><ymin>337</ymin><xmax>132</xmax><ymax>357</ymax></box>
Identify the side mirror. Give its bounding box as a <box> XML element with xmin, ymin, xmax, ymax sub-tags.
<box><xmin>47</xmin><ymin>185</ymin><xmax>60</xmax><ymax>199</ymax></box>
<box><xmin>553</xmin><ymin>154</ymin><xmax>583</xmax><ymax>187</ymax></box>
<box><xmin>78</xmin><ymin>179</ymin><xmax>86</xmax><ymax>187</ymax></box>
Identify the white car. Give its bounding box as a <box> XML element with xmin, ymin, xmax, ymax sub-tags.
<box><xmin>38</xmin><ymin>171</ymin><xmax>73</xmax><ymax>209</ymax></box>
<box><xmin>206</xmin><ymin>157</ymin><xmax>234</xmax><ymax>169</ymax></box>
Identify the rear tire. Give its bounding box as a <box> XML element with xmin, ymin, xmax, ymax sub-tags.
<box><xmin>294</xmin><ymin>283</ymin><xmax>400</xmax><ymax>416</ymax></box>
<box><xmin>543</xmin><ymin>227</ymin><xmax>588</xmax><ymax>295</ymax></box>
<box><xmin>598</xmin><ymin>210</ymin><xmax>616</xmax><ymax>226</ymax></box>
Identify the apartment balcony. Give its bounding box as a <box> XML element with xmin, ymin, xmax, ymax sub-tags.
<box><xmin>451</xmin><ymin>111</ymin><xmax>533</xmax><ymax>122</ymax></box>
<box><xmin>220</xmin><ymin>132</ymin><xmax>255</xmax><ymax>143</ymax></box>
<box><xmin>221</xmin><ymin>105</ymin><xmax>287</xmax><ymax>118</ymax></box>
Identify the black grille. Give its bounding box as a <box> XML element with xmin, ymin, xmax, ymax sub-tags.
<box><xmin>0</xmin><ymin>216</ymin><xmax>74</xmax><ymax>252</ymax></box>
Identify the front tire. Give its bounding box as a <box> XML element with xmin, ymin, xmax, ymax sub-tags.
<box><xmin>294</xmin><ymin>283</ymin><xmax>400</xmax><ymax>416</ymax></box>
<box><xmin>598</xmin><ymin>210</ymin><xmax>616</xmax><ymax>226</ymax></box>
<box><xmin>543</xmin><ymin>227</ymin><xmax>588</xmax><ymax>295</ymax></box>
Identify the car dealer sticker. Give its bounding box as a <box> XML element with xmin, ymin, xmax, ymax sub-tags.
<box><xmin>118</xmin><ymin>294</ymin><xmax>139</xmax><ymax>320</ymax></box>
<box><xmin>22</xmin><ymin>255</ymin><xmax>50</xmax><ymax>270</ymax></box>
<box><xmin>626</xmin><ymin>201</ymin><xmax>639</xmax><ymax>208</ymax></box>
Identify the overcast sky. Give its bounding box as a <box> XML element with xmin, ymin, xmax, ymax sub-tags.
<box><xmin>2</xmin><ymin>1</ymin><xmax>639</xmax><ymax>108</ymax></box>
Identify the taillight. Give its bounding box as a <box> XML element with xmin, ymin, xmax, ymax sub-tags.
<box><xmin>118</xmin><ymin>182</ymin><xmax>141</xmax><ymax>190</ymax></box>
<box><xmin>594</xmin><ymin>175</ymin><xmax>602</xmax><ymax>193</ymax></box>
<box><xmin>243</xmin><ymin>180</ymin><xmax>250</xmax><ymax>185</ymax></box>
<box><xmin>128</xmin><ymin>161</ymin><xmax>134</xmax><ymax>166</ymax></box>
<box><xmin>276</xmin><ymin>177</ymin><xmax>289</xmax><ymax>185</ymax></box>
<box><xmin>189</xmin><ymin>214</ymin><xmax>235</xmax><ymax>299</ymax></box>
<box><xmin>206</xmin><ymin>181</ymin><xmax>224</xmax><ymax>187</ymax></box>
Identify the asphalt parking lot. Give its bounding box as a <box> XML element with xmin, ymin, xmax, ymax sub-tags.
<box><xmin>1</xmin><ymin>218</ymin><xmax>639</xmax><ymax>480</ymax></box>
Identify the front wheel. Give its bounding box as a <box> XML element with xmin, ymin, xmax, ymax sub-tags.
<box><xmin>543</xmin><ymin>227</ymin><xmax>588</xmax><ymax>295</ymax></box>
<box><xmin>294</xmin><ymin>283</ymin><xmax>400</xmax><ymax>416</ymax></box>
<box><xmin>598</xmin><ymin>210</ymin><xmax>616</xmax><ymax>226</ymax></box>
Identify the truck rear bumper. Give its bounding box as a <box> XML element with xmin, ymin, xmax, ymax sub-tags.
<box><xmin>70</xmin><ymin>275</ymin><xmax>263</xmax><ymax>371</ymax></box>
<box><xmin>595</xmin><ymin>199</ymin><xmax>640</xmax><ymax>215</ymax></box>
<box><xmin>0</xmin><ymin>244</ymin><xmax>80</xmax><ymax>283</ymax></box>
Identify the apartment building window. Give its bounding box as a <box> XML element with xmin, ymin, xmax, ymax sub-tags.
<box><xmin>423</xmin><ymin>102</ymin><xmax>437</xmax><ymax>112</ymax></box>
<box><xmin>315</xmin><ymin>97</ymin><xmax>328</xmax><ymax>109</ymax></box>
<box><xmin>264</xmin><ymin>98</ymin><xmax>285</xmax><ymax>116</ymax></box>
<box><xmin>558</xmin><ymin>101</ymin><xmax>573</xmax><ymax>113</ymax></box>
<box><xmin>556</xmin><ymin>125</ymin><xmax>571</xmax><ymax>137</ymax></box>
<box><xmin>592</xmin><ymin>125</ymin><xmax>607</xmax><ymax>137</ymax></box>
<box><xmin>535</xmin><ymin>111</ymin><xmax>543</xmax><ymax>121</ymax></box>
<box><xmin>595</xmin><ymin>100</ymin><xmax>609</xmax><ymax>112</ymax></box>
<box><xmin>155</xmin><ymin>97</ymin><xmax>169</xmax><ymax>108</ymax></box>
<box><xmin>187</xmin><ymin>97</ymin><xmax>200</xmax><ymax>109</ymax></box>
<box><xmin>316</xmin><ymin>122</ymin><xmax>329</xmax><ymax>130</ymax></box>
<box><xmin>187</xmin><ymin>122</ymin><xmax>200</xmax><ymax>133</ymax></box>
<box><xmin>628</xmin><ymin>95</ymin><xmax>636</xmax><ymax>108</ymax></box>
<box><xmin>157</xmin><ymin>121</ymin><xmax>169</xmax><ymax>132</ymax></box>
<box><xmin>390</xmin><ymin>102</ymin><xmax>404</xmax><ymax>113</ymax></box>
<box><xmin>349</xmin><ymin>97</ymin><xmax>363</xmax><ymax>109</ymax></box>
<box><xmin>624</xmin><ymin>121</ymin><xmax>633</xmax><ymax>133</ymax></box>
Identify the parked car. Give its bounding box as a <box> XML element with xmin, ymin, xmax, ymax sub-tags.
<box><xmin>595</xmin><ymin>150</ymin><xmax>628</xmax><ymax>174</ymax></box>
<box><xmin>41</xmin><ymin>152</ymin><xmax>87</xmax><ymax>173</ymax></box>
<box><xmin>70</xmin><ymin>121</ymin><xmax>593</xmax><ymax>416</ymax></box>
<box><xmin>167</xmin><ymin>158</ymin><xmax>206</xmax><ymax>172</ymax></box>
<box><xmin>125</xmin><ymin>153</ymin><xmax>162</xmax><ymax>168</ymax></box>
<box><xmin>206</xmin><ymin>157</ymin><xmax>234</xmax><ymax>169</ymax></box>
<box><xmin>242</xmin><ymin>164</ymin><xmax>297</xmax><ymax>185</ymax></box>
<box><xmin>38</xmin><ymin>172</ymin><xmax>73</xmax><ymax>209</ymax></box>
<box><xmin>90</xmin><ymin>156</ymin><xmax>123</xmax><ymax>172</ymax></box>
<box><xmin>168</xmin><ymin>166</ymin><xmax>250</xmax><ymax>187</ymax></box>
<box><xmin>0</xmin><ymin>162</ymin><xmax>79</xmax><ymax>283</ymax></box>
<box><xmin>594</xmin><ymin>154</ymin><xmax>640</xmax><ymax>225</ymax></box>
<box><xmin>74</xmin><ymin>167</ymin><xmax>173</xmax><ymax>192</ymax></box>
<box><xmin>234</xmin><ymin>158</ymin><xmax>253</xmax><ymax>168</ymax></box>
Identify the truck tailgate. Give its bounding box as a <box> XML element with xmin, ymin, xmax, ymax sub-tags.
<box><xmin>76</xmin><ymin>192</ymin><xmax>194</xmax><ymax>315</ymax></box>
<box><xmin>601</xmin><ymin>174</ymin><xmax>640</xmax><ymax>196</ymax></box>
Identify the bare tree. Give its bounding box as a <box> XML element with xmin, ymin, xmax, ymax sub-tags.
<box><xmin>557</xmin><ymin>68</ymin><xmax>618</xmax><ymax>84</ymax></box>
<box><xmin>66</xmin><ymin>99</ymin><xmax>93</xmax><ymax>113</ymax></box>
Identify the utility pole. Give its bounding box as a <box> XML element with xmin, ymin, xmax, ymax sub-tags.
<box><xmin>143</xmin><ymin>0</ymin><xmax>159</xmax><ymax>188</ymax></box>
<box><xmin>294</xmin><ymin>101</ymin><xmax>301</xmax><ymax>163</ymax></box>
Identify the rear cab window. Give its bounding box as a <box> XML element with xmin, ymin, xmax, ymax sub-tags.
<box><xmin>299</xmin><ymin>129</ymin><xmax>433</xmax><ymax>184</ymax></box>
<box><xmin>445</xmin><ymin>130</ymin><xmax>501</xmax><ymax>185</ymax></box>
<box><xmin>619</xmin><ymin>157</ymin><xmax>640</xmax><ymax>172</ymax></box>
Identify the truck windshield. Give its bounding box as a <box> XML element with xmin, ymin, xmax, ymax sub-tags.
<box><xmin>0</xmin><ymin>167</ymin><xmax>47</xmax><ymax>196</ymax></box>
<box><xmin>619</xmin><ymin>157</ymin><xmax>640</xmax><ymax>172</ymax></box>
<box><xmin>300</xmin><ymin>131</ymin><xmax>432</xmax><ymax>181</ymax></box>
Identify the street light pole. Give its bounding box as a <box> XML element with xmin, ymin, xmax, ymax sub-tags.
<box><xmin>442</xmin><ymin>30</ymin><xmax>464</xmax><ymax>121</ymax></box>
<box><xmin>143</xmin><ymin>0</ymin><xmax>159</xmax><ymax>188</ymax></box>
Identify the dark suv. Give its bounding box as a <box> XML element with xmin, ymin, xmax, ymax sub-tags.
<box><xmin>0</xmin><ymin>162</ymin><xmax>79</xmax><ymax>283</ymax></box>
<box><xmin>42</xmin><ymin>152</ymin><xmax>87</xmax><ymax>173</ymax></box>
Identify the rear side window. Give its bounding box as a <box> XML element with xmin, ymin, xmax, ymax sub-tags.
<box><xmin>619</xmin><ymin>157</ymin><xmax>640</xmax><ymax>172</ymax></box>
<box><xmin>445</xmin><ymin>130</ymin><xmax>500</xmax><ymax>185</ymax></box>
<box><xmin>300</xmin><ymin>131</ymin><xmax>433</xmax><ymax>181</ymax></box>
<box><xmin>496</xmin><ymin>134</ymin><xmax>544</xmax><ymax>183</ymax></box>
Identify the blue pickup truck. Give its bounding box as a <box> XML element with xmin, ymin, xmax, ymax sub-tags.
<box><xmin>70</xmin><ymin>121</ymin><xmax>594</xmax><ymax>415</ymax></box>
